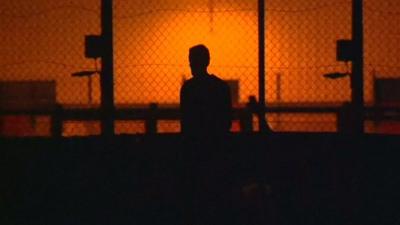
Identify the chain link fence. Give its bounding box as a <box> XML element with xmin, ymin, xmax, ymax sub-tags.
<box><xmin>364</xmin><ymin>0</ymin><xmax>400</xmax><ymax>134</ymax></box>
<box><xmin>1</xmin><ymin>0</ymin><xmax>399</xmax><ymax>137</ymax></box>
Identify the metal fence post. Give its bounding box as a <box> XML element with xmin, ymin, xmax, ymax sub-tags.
<box><xmin>100</xmin><ymin>0</ymin><xmax>115</xmax><ymax>137</ymax></box>
<box><xmin>351</xmin><ymin>0</ymin><xmax>364</xmax><ymax>133</ymax></box>
<box><xmin>258</xmin><ymin>0</ymin><xmax>267</xmax><ymax>132</ymax></box>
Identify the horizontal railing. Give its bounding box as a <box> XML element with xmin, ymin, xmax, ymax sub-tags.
<box><xmin>1</xmin><ymin>102</ymin><xmax>400</xmax><ymax>137</ymax></box>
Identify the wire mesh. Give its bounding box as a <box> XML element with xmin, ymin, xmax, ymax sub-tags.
<box><xmin>1</xmin><ymin>0</ymin><xmax>400</xmax><ymax>137</ymax></box>
<box><xmin>364</xmin><ymin>0</ymin><xmax>400</xmax><ymax>134</ymax></box>
<box><xmin>265</xmin><ymin>0</ymin><xmax>352</xmax><ymax>132</ymax></box>
<box><xmin>0</xmin><ymin>0</ymin><xmax>101</xmax><ymax>136</ymax></box>
<box><xmin>113</xmin><ymin>0</ymin><xmax>259</xmax><ymax>134</ymax></box>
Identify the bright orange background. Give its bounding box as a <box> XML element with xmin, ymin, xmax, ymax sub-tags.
<box><xmin>1</xmin><ymin>0</ymin><xmax>400</xmax><ymax>135</ymax></box>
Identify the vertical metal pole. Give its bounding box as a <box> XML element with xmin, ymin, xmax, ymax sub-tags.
<box><xmin>351</xmin><ymin>0</ymin><xmax>364</xmax><ymax>133</ymax></box>
<box><xmin>101</xmin><ymin>0</ymin><xmax>115</xmax><ymax>136</ymax></box>
<box><xmin>276</xmin><ymin>73</ymin><xmax>281</xmax><ymax>102</ymax></box>
<box><xmin>276</xmin><ymin>73</ymin><xmax>281</xmax><ymax>130</ymax></box>
<box><xmin>88</xmin><ymin>76</ymin><xmax>93</xmax><ymax>105</ymax></box>
<box><xmin>258</xmin><ymin>0</ymin><xmax>266</xmax><ymax>132</ymax></box>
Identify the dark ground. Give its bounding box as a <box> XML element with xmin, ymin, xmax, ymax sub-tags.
<box><xmin>2</xmin><ymin>133</ymin><xmax>400</xmax><ymax>225</ymax></box>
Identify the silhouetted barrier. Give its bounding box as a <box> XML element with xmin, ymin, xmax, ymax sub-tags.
<box><xmin>2</xmin><ymin>133</ymin><xmax>400</xmax><ymax>225</ymax></box>
<box><xmin>2</xmin><ymin>103</ymin><xmax>400</xmax><ymax>137</ymax></box>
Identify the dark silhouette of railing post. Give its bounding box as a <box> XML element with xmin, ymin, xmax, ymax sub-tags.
<box><xmin>51</xmin><ymin>104</ymin><xmax>63</xmax><ymax>138</ymax></box>
<box><xmin>145</xmin><ymin>103</ymin><xmax>158</xmax><ymax>134</ymax></box>
<box><xmin>100</xmin><ymin>0</ymin><xmax>115</xmax><ymax>137</ymax></box>
<box><xmin>240</xmin><ymin>104</ymin><xmax>254</xmax><ymax>133</ymax></box>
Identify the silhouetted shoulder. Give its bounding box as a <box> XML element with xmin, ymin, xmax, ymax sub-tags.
<box><xmin>209</xmin><ymin>74</ymin><xmax>227</xmax><ymax>85</ymax></box>
<box><xmin>181</xmin><ymin>77</ymin><xmax>196</xmax><ymax>89</ymax></box>
<box><xmin>180</xmin><ymin>74</ymin><xmax>232</xmax><ymax>135</ymax></box>
<box><xmin>180</xmin><ymin>74</ymin><xmax>228</xmax><ymax>93</ymax></box>
<box><xmin>209</xmin><ymin>74</ymin><xmax>230</xmax><ymax>93</ymax></box>
<box><xmin>180</xmin><ymin>78</ymin><xmax>196</xmax><ymax>99</ymax></box>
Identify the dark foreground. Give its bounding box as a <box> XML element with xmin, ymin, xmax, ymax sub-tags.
<box><xmin>2</xmin><ymin>133</ymin><xmax>400</xmax><ymax>225</ymax></box>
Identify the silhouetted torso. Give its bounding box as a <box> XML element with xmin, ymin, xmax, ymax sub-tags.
<box><xmin>180</xmin><ymin>74</ymin><xmax>231</xmax><ymax>137</ymax></box>
<box><xmin>179</xmin><ymin>44</ymin><xmax>235</xmax><ymax>225</ymax></box>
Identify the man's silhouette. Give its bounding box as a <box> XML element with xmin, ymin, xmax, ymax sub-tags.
<box><xmin>180</xmin><ymin>44</ymin><xmax>232</xmax><ymax>137</ymax></box>
<box><xmin>180</xmin><ymin>45</ymin><xmax>234</xmax><ymax>225</ymax></box>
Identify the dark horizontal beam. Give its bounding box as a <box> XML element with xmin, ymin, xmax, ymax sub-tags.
<box><xmin>1</xmin><ymin>105</ymin><xmax>400</xmax><ymax>120</ymax></box>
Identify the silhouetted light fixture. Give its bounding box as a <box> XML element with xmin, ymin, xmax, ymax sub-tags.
<box><xmin>85</xmin><ymin>35</ymin><xmax>103</xmax><ymax>59</ymax></box>
<box><xmin>71</xmin><ymin>70</ymin><xmax>100</xmax><ymax>105</ymax></box>
<box><xmin>323</xmin><ymin>72</ymin><xmax>349</xmax><ymax>79</ymax></box>
<box><xmin>71</xmin><ymin>70</ymin><xmax>99</xmax><ymax>77</ymax></box>
<box><xmin>336</xmin><ymin>39</ymin><xmax>354</xmax><ymax>62</ymax></box>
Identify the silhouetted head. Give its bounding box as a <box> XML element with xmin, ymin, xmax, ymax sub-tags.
<box><xmin>189</xmin><ymin>44</ymin><xmax>210</xmax><ymax>77</ymax></box>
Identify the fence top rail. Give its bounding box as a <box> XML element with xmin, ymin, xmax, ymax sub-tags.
<box><xmin>1</xmin><ymin>102</ymin><xmax>399</xmax><ymax>118</ymax></box>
